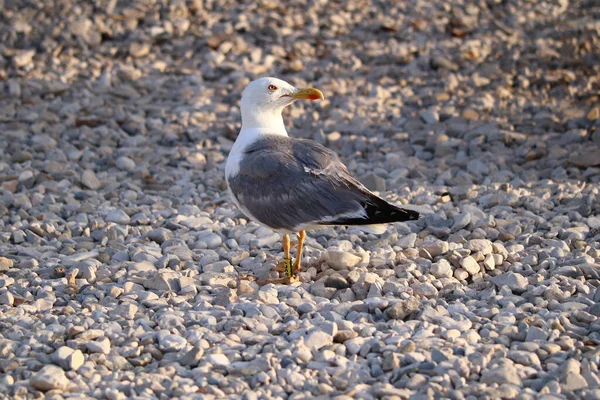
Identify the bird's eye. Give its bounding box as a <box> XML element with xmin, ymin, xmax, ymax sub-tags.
<box><xmin>268</xmin><ymin>84</ymin><xmax>278</xmax><ymax>91</ymax></box>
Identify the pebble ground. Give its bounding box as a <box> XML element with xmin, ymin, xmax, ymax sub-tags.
<box><xmin>1</xmin><ymin>0</ymin><xmax>600</xmax><ymax>399</ymax></box>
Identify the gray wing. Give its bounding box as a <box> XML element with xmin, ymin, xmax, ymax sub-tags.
<box><xmin>228</xmin><ymin>136</ymin><xmax>419</xmax><ymax>231</ymax></box>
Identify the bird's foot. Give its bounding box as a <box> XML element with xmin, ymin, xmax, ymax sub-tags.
<box><xmin>258</xmin><ymin>258</ymin><xmax>301</xmax><ymax>285</ymax></box>
<box><xmin>274</xmin><ymin>258</ymin><xmax>301</xmax><ymax>275</ymax></box>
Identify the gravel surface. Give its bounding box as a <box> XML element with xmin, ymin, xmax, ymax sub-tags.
<box><xmin>1</xmin><ymin>0</ymin><xmax>600</xmax><ymax>399</ymax></box>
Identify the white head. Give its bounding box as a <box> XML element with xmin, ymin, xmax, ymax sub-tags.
<box><xmin>240</xmin><ymin>77</ymin><xmax>324</xmax><ymax>132</ymax></box>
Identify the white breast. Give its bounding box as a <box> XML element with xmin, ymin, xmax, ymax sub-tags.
<box><xmin>225</xmin><ymin>126</ymin><xmax>289</xmax><ymax>227</ymax></box>
<box><xmin>225</xmin><ymin>126</ymin><xmax>290</xmax><ymax>178</ymax></box>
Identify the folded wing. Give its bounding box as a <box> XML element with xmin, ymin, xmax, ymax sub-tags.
<box><xmin>227</xmin><ymin>136</ymin><xmax>419</xmax><ymax>231</ymax></box>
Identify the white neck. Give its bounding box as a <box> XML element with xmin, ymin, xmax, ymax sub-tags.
<box><xmin>241</xmin><ymin>104</ymin><xmax>287</xmax><ymax>133</ymax></box>
<box><xmin>236</xmin><ymin>104</ymin><xmax>289</xmax><ymax>149</ymax></box>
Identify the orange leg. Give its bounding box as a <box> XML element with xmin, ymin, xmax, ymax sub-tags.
<box><xmin>274</xmin><ymin>234</ymin><xmax>292</xmax><ymax>272</ymax></box>
<box><xmin>293</xmin><ymin>230</ymin><xmax>306</xmax><ymax>273</ymax></box>
<box><xmin>259</xmin><ymin>233</ymin><xmax>303</xmax><ymax>285</ymax></box>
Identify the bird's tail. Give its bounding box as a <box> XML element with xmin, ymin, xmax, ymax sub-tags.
<box><xmin>321</xmin><ymin>192</ymin><xmax>420</xmax><ymax>227</ymax></box>
<box><xmin>362</xmin><ymin>194</ymin><xmax>420</xmax><ymax>223</ymax></box>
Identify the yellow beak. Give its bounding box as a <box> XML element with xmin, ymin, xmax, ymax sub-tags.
<box><xmin>291</xmin><ymin>87</ymin><xmax>324</xmax><ymax>101</ymax></box>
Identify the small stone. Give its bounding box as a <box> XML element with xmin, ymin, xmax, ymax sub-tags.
<box><xmin>69</xmin><ymin>17</ymin><xmax>92</xmax><ymax>36</ymax></box>
<box><xmin>297</xmin><ymin>302</ymin><xmax>317</xmax><ymax>314</ymax></box>
<box><xmin>482</xmin><ymin>253</ymin><xmax>495</xmax><ymax>270</ymax></box>
<box><xmin>0</xmin><ymin>257</ymin><xmax>13</xmax><ymax>271</ymax></box>
<box><xmin>75</xmin><ymin>329</ymin><xmax>104</xmax><ymax>341</ymax></box>
<box><xmin>2</xmin><ymin>180</ymin><xmax>18</xmax><ymax>193</ymax></box>
<box><xmin>106</xmin><ymin>210</ymin><xmax>131</xmax><ymax>225</ymax></box>
<box><xmin>454</xmin><ymin>268</ymin><xmax>469</xmax><ymax>280</ymax></box>
<box><xmin>130</xmin><ymin>42</ymin><xmax>151</xmax><ymax>58</ymax></box>
<box><xmin>202</xmin><ymin>233</ymin><xmax>223</xmax><ymax>249</ymax></box>
<box><xmin>12</xmin><ymin>230</ymin><xmax>25</xmax><ymax>244</ymax></box>
<box><xmin>187</xmin><ymin>152</ymin><xmax>207</xmax><ymax>167</ymax></box>
<box><xmin>13</xmin><ymin>50</ymin><xmax>35</xmax><ymax>68</ymax></box>
<box><xmin>525</xmin><ymin>326</ymin><xmax>548</xmax><ymax>342</ymax></box>
<box><xmin>345</xmin><ymin>337</ymin><xmax>368</xmax><ymax>355</ymax></box>
<box><xmin>181</xmin><ymin>346</ymin><xmax>204</xmax><ymax>367</ymax></box>
<box><xmin>397</xmin><ymin>233</ymin><xmax>417</xmax><ymax>248</ymax></box>
<box><xmin>451</xmin><ymin>213</ymin><xmax>471</xmax><ymax>231</ymax></box>
<box><xmin>411</xmin><ymin>282</ymin><xmax>438</xmax><ymax>297</ymax></box>
<box><xmin>52</xmin><ymin>347</ymin><xmax>84</xmax><ymax>371</ymax></box>
<box><xmin>589</xmin><ymin>303</ymin><xmax>600</xmax><ymax>317</ymax></box>
<box><xmin>385</xmin><ymin>298</ymin><xmax>419</xmax><ymax>320</ymax></box>
<box><xmin>293</xmin><ymin>346</ymin><xmax>312</xmax><ymax>363</ymax></box>
<box><xmin>481</xmin><ymin>364</ymin><xmax>522</xmax><ymax>386</ymax></box>
<box><xmin>406</xmin><ymin>374</ymin><xmax>427</xmax><ymax>389</ymax></box>
<box><xmin>563</xmin><ymin>373</ymin><xmax>588</xmax><ymax>391</ymax></box>
<box><xmin>491</xmin><ymin>272</ymin><xmax>528</xmax><ymax>293</ymax></box>
<box><xmin>304</xmin><ymin>331</ymin><xmax>333</xmax><ymax>351</ymax></box>
<box><xmin>18</xmin><ymin>170</ymin><xmax>34</xmax><ymax>187</ymax></box>
<box><xmin>382</xmin><ymin>353</ymin><xmax>401</xmax><ymax>371</ymax></box>
<box><xmin>460</xmin><ymin>256</ymin><xmax>480</xmax><ymax>275</ymax></box>
<box><xmin>30</xmin><ymin>365</ymin><xmax>70</xmax><ymax>391</ymax></box>
<box><xmin>588</xmin><ymin>216</ymin><xmax>600</xmax><ymax>230</ymax></box>
<box><xmin>0</xmin><ymin>292</ymin><xmax>14</xmax><ymax>305</ymax></box>
<box><xmin>288</xmin><ymin>58</ymin><xmax>303</xmax><ymax>72</ymax></box>
<box><xmin>213</xmin><ymin>289</ymin><xmax>237</xmax><ymax>306</ymax></box>
<box><xmin>237</xmin><ymin>281</ymin><xmax>255</xmax><ymax>295</ymax></box>
<box><xmin>421</xmin><ymin>240</ymin><xmax>449</xmax><ymax>258</ymax></box>
<box><xmin>467</xmin><ymin>239</ymin><xmax>493</xmax><ymax>255</ymax></box>
<box><xmin>588</xmin><ymin>107</ymin><xmax>599</xmax><ymax>121</ymax></box>
<box><xmin>419</xmin><ymin>110</ymin><xmax>439</xmax><ymax>124</ymax></box>
<box><xmin>7</xmin><ymin>80</ymin><xmax>21</xmax><ymax>95</ymax></box>
<box><xmin>203</xmin><ymin>260</ymin><xmax>234</xmax><ymax>274</ymax></box>
<box><xmin>147</xmin><ymin>228</ymin><xmax>173</xmax><ymax>244</ymax></box>
<box><xmin>442</xmin><ymin>329</ymin><xmax>461</xmax><ymax>340</ymax></box>
<box><xmin>334</xmin><ymin>330</ymin><xmax>358</xmax><ymax>343</ymax></box>
<box><xmin>569</xmin><ymin>149</ymin><xmax>600</xmax><ymax>168</ymax></box>
<box><xmin>430</xmin><ymin>259</ymin><xmax>452</xmax><ymax>278</ymax></box>
<box><xmin>467</xmin><ymin>159</ymin><xmax>489</xmax><ymax>176</ymax></box>
<box><xmin>497</xmin><ymin>232</ymin><xmax>515</xmax><ymax>241</ymax></box>
<box><xmin>325</xmin><ymin>275</ymin><xmax>350</xmax><ymax>289</ymax></box>
<box><xmin>323</xmin><ymin>250</ymin><xmax>362</xmax><ymax>270</ymax></box>
<box><xmin>462</xmin><ymin>109</ymin><xmax>479</xmax><ymax>120</ymax></box>
<box><xmin>207</xmin><ymin>353</ymin><xmax>230</xmax><ymax>367</ymax></box>
<box><xmin>87</xmin><ymin>337</ymin><xmax>111</xmax><ymax>354</ymax></box>
<box><xmin>118</xmin><ymin>303</ymin><xmax>138</xmax><ymax>320</ymax></box>
<box><xmin>0</xmin><ymin>278</ymin><xmax>14</xmax><ymax>289</ymax></box>
<box><xmin>143</xmin><ymin>272</ymin><xmax>172</xmax><ymax>291</ymax></box>
<box><xmin>159</xmin><ymin>334</ymin><xmax>187</xmax><ymax>352</ymax></box>
<box><xmin>116</xmin><ymin>156</ymin><xmax>136</xmax><ymax>171</ymax></box>
<box><xmin>561</xmin><ymin>359</ymin><xmax>581</xmax><ymax>376</ymax></box>
<box><xmin>508</xmin><ymin>350</ymin><xmax>540</xmax><ymax>367</ymax></box>
<box><xmin>81</xmin><ymin>170</ymin><xmax>101</xmax><ymax>190</ymax></box>
<box><xmin>128</xmin><ymin>261</ymin><xmax>156</xmax><ymax>275</ymax></box>
<box><xmin>336</xmin><ymin>288</ymin><xmax>356</xmax><ymax>302</ymax></box>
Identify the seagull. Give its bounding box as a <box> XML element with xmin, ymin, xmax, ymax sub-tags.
<box><xmin>225</xmin><ymin>77</ymin><xmax>419</xmax><ymax>284</ymax></box>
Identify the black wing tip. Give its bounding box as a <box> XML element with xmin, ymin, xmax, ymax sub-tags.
<box><xmin>325</xmin><ymin>203</ymin><xmax>420</xmax><ymax>226</ymax></box>
<box><xmin>373</xmin><ymin>195</ymin><xmax>420</xmax><ymax>223</ymax></box>
<box><xmin>383</xmin><ymin>206</ymin><xmax>419</xmax><ymax>222</ymax></box>
<box><xmin>400</xmin><ymin>208</ymin><xmax>420</xmax><ymax>221</ymax></box>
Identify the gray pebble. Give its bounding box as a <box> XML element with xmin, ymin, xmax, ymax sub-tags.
<box><xmin>106</xmin><ymin>209</ymin><xmax>131</xmax><ymax>225</ymax></box>
<box><xmin>30</xmin><ymin>365</ymin><xmax>70</xmax><ymax>391</ymax></box>
<box><xmin>116</xmin><ymin>156</ymin><xmax>136</xmax><ymax>171</ymax></box>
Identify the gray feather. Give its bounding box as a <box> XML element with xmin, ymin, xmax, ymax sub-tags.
<box><xmin>228</xmin><ymin>136</ymin><xmax>365</xmax><ymax>230</ymax></box>
<box><xmin>228</xmin><ymin>136</ymin><xmax>419</xmax><ymax>230</ymax></box>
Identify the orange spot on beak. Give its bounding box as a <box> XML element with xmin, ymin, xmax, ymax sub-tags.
<box><xmin>291</xmin><ymin>88</ymin><xmax>325</xmax><ymax>101</ymax></box>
